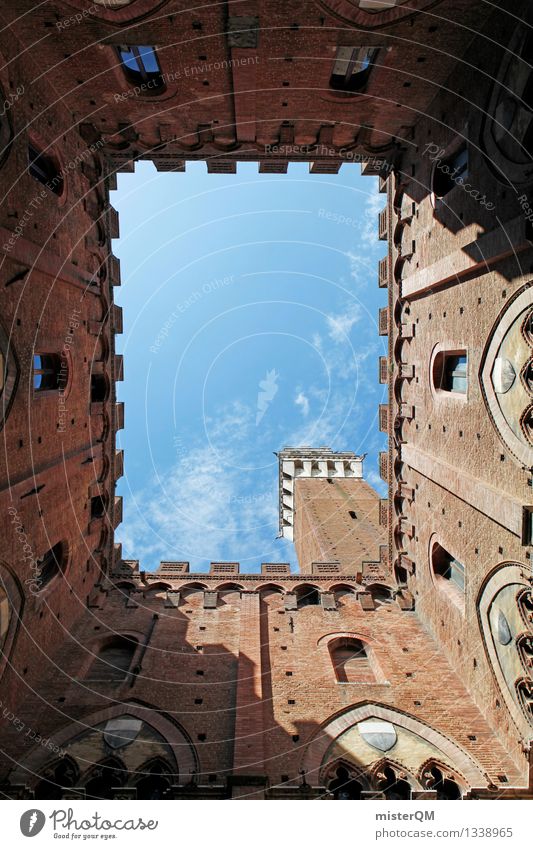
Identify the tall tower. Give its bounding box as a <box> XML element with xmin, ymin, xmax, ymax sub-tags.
<box><xmin>278</xmin><ymin>447</ymin><xmax>387</xmax><ymax>576</ymax></box>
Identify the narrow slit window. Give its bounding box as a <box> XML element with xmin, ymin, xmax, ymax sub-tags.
<box><xmin>433</xmin><ymin>145</ymin><xmax>468</xmax><ymax>198</ymax></box>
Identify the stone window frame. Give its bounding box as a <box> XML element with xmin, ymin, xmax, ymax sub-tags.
<box><xmin>318</xmin><ymin>631</ymin><xmax>389</xmax><ymax>686</ymax></box>
<box><xmin>429</xmin><ymin>343</ymin><xmax>469</xmax><ymax>404</ymax></box>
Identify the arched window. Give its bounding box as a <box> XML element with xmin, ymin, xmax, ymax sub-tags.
<box><xmin>433</xmin><ymin>350</ymin><xmax>468</xmax><ymax>394</ymax></box>
<box><xmin>34</xmin><ymin>541</ymin><xmax>67</xmax><ymax>591</ymax></box>
<box><xmin>328</xmin><ymin>766</ymin><xmax>363</xmax><ymax>799</ymax></box>
<box><xmin>432</xmin><ymin>144</ymin><xmax>468</xmax><ymax>198</ymax></box>
<box><xmin>330</xmin><ymin>47</ymin><xmax>377</xmax><ymax>93</ymax></box>
<box><xmin>377</xmin><ymin>765</ymin><xmax>412</xmax><ymax>799</ymax></box>
<box><xmin>134</xmin><ymin>758</ymin><xmax>173</xmax><ymax>799</ymax></box>
<box><xmin>117</xmin><ymin>45</ymin><xmax>165</xmax><ymax>93</ymax></box>
<box><xmin>431</xmin><ymin>543</ymin><xmax>465</xmax><ymax>596</ymax></box>
<box><xmin>33</xmin><ymin>353</ymin><xmax>65</xmax><ymax>392</ymax></box>
<box><xmin>422</xmin><ymin>763</ymin><xmax>462</xmax><ymax>799</ymax></box>
<box><xmin>84</xmin><ymin>758</ymin><xmax>127</xmax><ymax>800</ymax></box>
<box><xmin>329</xmin><ymin>637</ymin><xmax>374</xmax><ymax>683</ymax></box>
<box><xmin>35</xmin><ymin>756</ymin><xmax>79</xmax><ymax>800</ymax></box>
<box><xmin>87</xmin><ymin>636</ymin><xmax>138</xmax><ymax>683</ymax></box>
<box><xmin>28</xmin><ymin>144</ymin><xmax>64</xmax><ymax>196</ymax></box>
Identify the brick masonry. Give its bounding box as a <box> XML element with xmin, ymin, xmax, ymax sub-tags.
<box><xmin>0</xmin><ymin>0</ymin><xmax>532</xmax><ymax>800</ymax></box>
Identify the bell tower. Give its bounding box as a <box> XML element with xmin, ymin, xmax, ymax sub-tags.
<box><xmin>277</xmin><ymin>447</ymin><xmax>387</xmax><ymax>574</ymax></box>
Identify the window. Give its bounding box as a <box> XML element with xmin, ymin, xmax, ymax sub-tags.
<box><xmin>432</xmin><ymin>144</ymin><xmax>468</xmax><ymax>198</ymax></box>
<box><xmin>91</xmin><ymin>374</ymin><xmax>108</xmax><ymax>403</ymax></box>
<box><xmin>117</xmin><ymin>45</ymin><xmax>165</xmax><ymax>92</ymax></box>
<box><xmin>33</xmin><ymin>354</ymin><xmax>64</xmax><ymax>392</ymax></box>
<box><xmin>28</xmin><ymin>144</ymin><xmax>64</xmax><ymax>196</ymax></box>
<box><xmin>329</xmin><ymin>637</ymin><xmax>374</xmax><ymax>683</ymax></box>
<box><xmin>87</xmin><ymin>637</ymin><xmax>137</xmax><ymax>683</ymax></box>
<box><xmin>432</xmin><ymin>543</ymin><xmax>465</xmax><ymax>594</ymax></box>
<box><xmin>328</xmin><ymin>766</ymin><xmax>363</xmax><ymax>799</ymax></box>
<box><xmin>433</xmin><ymin>351</ymin><xmax>467</xmax><ymax>394</ymax></box>
<box><xmin>330</xmin><ymin>47</ymin><xmax>376</xmax><ymax>92</ymax></box>
<box><xmin>296</xmin><ymin>584</ymin><xmax>320</xmax><ymax>607</ymax></box>
<box><xmin>90</xmin><ymin>495</ymin><xmax>107</xmax><ymax>520</ymax></box>
<box><xmin>35</xmin><ymin>541</ymin><xmax>67</xmax><ymax>590</ymax></box>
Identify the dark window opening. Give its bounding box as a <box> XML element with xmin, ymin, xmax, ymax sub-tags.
<box><xmin>328</xmin><ymin>766</ymin><xmax>362</xmax><ymax>799</ymax></box>
<box><xmin>329</xmin><ymin>47</ymin><xmax>377</xmax><ymax>93</ymax></box>
<box><xmin>379</xmin><ymin>766</ymin><xmax>412</xmax><ymax>800</ymax></box>
<box><xmin>91</xmin><ymin>373</ymin><xmax>108</xmax><ymax>403</ymax></box>
<box><xmin>432</xmin><ymin>543</ymin><xmax>465</xmax><ymax>593</ymax></box>
<box><xmin>135</xmin><ymin>760</ymin><xmax>172</xmax><ymax>800</ymax></box>
<box><xmin>28</xmin><ymin>144</ymin><xmax>64</xmax><ymax>196</ymax></box>
<box><xmin>34</xmin><ymin>353</ymin><xmax>64</xmax><ymax>391</ymax></box>
<box><xmin>433</xmin><ymin>351</ymin><xmax>467</xmax><ymax>394</ymax></box>
<box><xmin>35</xmin><ymin>541</ymin><xmax>66</xmax><ymax>590</ymax></box>
<box><xmin>84</xmin><ymin>759</ymin><xmax>127</xmax><ymax>800</ymax></box>
<box><xmin>348</xmin><ymin>510</ymin><xmax>357</xmax><ymax>519</ymax></box>
<box><xmin>296</xmin><ymin>584</ymin><xmax>320</xmax><ymax>607</ymax></box>
<box><xmin>425</xmin><ymin>765</ymin><xmax>462</xmax><ymax>799</ymax></box>
<box><xmin>117</xmin><ymin>45</ymin><xmax>165</xmax><ymax>93</ymax></box>
<box><xmin>432</xmin><ymin>145</ymin><xmax>468</xmax><ymax>198</ymax></box>
<box><xmin>35</xmin><ymin>757</ymin><xmax>78</xmax><ymax>800</ymax></box>
<box><xmin>90</xmin><ymin>495</ymin><xmax>107</xmax><ymax>519</ymax></box>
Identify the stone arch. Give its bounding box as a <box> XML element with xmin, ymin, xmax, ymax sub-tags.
<box><xmin>480</xmin><ymin>286</ymin><xmax>533</xmax><ymax>466</ymax></box>
<box><xmin>315</xmin><ymin>0</ymin><xmax>444</xmax><ymax>30</ymax></box>
<box><xmin>477</xmin><ymin>561</ymin><xmax>533</xmax><ymax>734</ymax></box>
<box><xmin>419</xmin><ymin>758</ymin><xmax>465</xmax><ymax>799</ymax></box>
<box><xmin>8</xmin><ymin>702</ymin><xmax>198</xmax><ymax>790</ymax></box>
<box><xmin>302</xmin><ymin>703</ymin><xmax>487</xmax><ymax>788</ymax></box>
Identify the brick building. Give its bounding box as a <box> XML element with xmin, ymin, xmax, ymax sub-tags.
<box><xmin>0</xmin><ymin>0</ymin><xmax>531</xmax><ymax>799</ymax></box>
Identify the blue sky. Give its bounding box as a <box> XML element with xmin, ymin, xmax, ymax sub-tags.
<box><xmin>112</xmin><ymin>161</ymin><xmax>387</xmax><ymax>573</ymax></box>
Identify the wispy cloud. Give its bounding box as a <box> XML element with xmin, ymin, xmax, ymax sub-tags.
<box><xmin>294</xmin><ymin>391</ymin><xmax>310</xmax><ymax>417</ymax></box>
<box><xmin>326</xmin><ymin>303</ymin><xmax>362</xmax><ymax>343</ymax></box>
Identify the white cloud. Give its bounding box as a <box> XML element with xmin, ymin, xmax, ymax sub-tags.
<box><xmin>326</xmin><ymin>304</ymin><xmax>362</xmax><ymax>343</ymax></box>
<box><xmin>294</xmin><ymin>391</ymin><xmax>310</xmax><ymax>417</ymax></box>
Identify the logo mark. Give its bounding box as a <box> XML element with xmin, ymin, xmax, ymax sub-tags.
<box><xmin>20</xmin><ymin>810</ymin><xmax>46</xmax><ymax>837</ymax></box>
